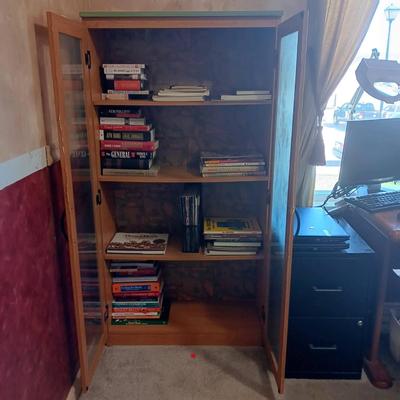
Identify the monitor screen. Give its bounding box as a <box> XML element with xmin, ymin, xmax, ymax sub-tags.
<box><xmin>338</xmin><ymin>118</ymin><xmax>400</xmax><ymax>188</ymax></box>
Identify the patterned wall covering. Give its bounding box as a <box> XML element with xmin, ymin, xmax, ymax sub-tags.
<box><xmin>0</xmin><ymin>165</ymin><xmax>77</xmax><ymax>400</ymax></box>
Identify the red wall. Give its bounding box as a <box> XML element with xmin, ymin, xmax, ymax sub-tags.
<box><xmin>0</xmin><ymin>165</ymin><xmax>78</xmax><ymax>400</ymax></box>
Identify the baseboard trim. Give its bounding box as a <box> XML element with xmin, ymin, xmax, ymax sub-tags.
<box><xmin>65</xmin><ymin>371</ymin><xmax>81</xmax><ymax>400</ymax></box>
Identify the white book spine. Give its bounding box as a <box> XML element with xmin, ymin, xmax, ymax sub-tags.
<box><xmin>103</xmin><ymin>63</ymin><xmax>146</xmax><ymax>68</ymax></box>
<box><xmin>103</xmin><ymin>67</ymin><xmax>144</xmax><ymax>74</ymax></box>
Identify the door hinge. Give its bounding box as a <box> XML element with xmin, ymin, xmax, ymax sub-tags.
<box><xmin>104</xmin><ymin>304</ymin><xmax>109</xmax><ymax>322</ymax></box>
<box><xmin>266</xmin><ymin>190</ymin><xmax>271</xmax><ymax>205</ymax></box>
<box><xmin>85</xmin><ymin>50</ymin><xmax>91</xmax><ymax>69</ymax></box>
<box><xmin>96</xmin><ymin>189</ymin><xmax>102</xmax><ymax>205</ymax></box>
<box><xmin>261</xmin><ymin>305</ymin><xmax>266</xmax><ymax>322</ymax></box>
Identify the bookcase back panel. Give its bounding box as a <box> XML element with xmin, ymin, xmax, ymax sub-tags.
<box><xmin>105</xmin><ymin>181</ymin><xmax>266</xmax><ymax>236</ymax></box>
<box><xmin>90</xmin><ymin>28</ymin><xmax>275</xmax><ymax>96</ymax></box>
<box><xmin>111</xmin><ymin>183</ymin><xmax>183</xmax><ymax>234</ymax></box>
<box><xmin>162</xmin><ymin>261</ymin><xmax>258</xmax><ymax>301</ymax></box>
<box><xmin>202</xmin><ymin>182</ymin><xmax>267</xmax><ymax>224</ymax></box>
<box><xmin>139</xmin><ymin>106</ymin><xmax>271</xmax><ymax>170</ymax></box>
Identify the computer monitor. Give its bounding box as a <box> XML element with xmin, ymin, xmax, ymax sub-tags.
<box><xmin>338</xmin><ymin>118</ymin><xmax>400</xmax><ymax>188</ymax></box>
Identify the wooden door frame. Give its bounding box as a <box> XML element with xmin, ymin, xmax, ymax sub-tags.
<box><xmin>264</xmin><ymin>11</ymin><xmax>308</xmax><ymax>393</ymax></box>
<box><xmin>47</xmin><ymin>12</ymin><xmax>106</xmax><ymax>391</ymax></box>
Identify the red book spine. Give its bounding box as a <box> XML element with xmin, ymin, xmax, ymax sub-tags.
<box><xmin>114</xmin><ymin>80</ymin><xmax>142</xmax><ymax>91</ymax></box>
<box><xmin>99</xmin><ymin>124</ymin><xmax>152</xmax><ymax>132</ymax></box>
<box><xmin>100</xmin><ymin>140</ymin><xmax>158</xmax><ymax>151</ymax></box>
<box><xmin>112</xmin><ymin>282</ymin><xmax>161</xmax><ymax>293</ymax></box>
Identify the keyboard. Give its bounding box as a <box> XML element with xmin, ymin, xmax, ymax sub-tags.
<box><xmin>344</xmin><ymin>191</ymin><xmax>400</xmax><ymax>212</ymax></box>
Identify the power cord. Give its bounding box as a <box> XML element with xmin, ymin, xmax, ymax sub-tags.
<box><xmin>319</xmin><ymin>181</ymin><xmax>359</xmax><ymax>208</ymax></box>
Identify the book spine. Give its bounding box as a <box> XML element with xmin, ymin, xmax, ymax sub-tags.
<box><xmin>107</xmin><ymin>90</ymin><xmax>149</xmax><ymax>95</ymax></box>
<box><xmin>105</xmin><ymin>74</ymin><xmax>146</xmax><ymax>80</ymax></box>
<box><xmin>112</xmin><ymin>307</ymin><xmax>161</xmax><ymax>313</ymax></box>
<box><xmin>110</xmin><ymin>267</ymin><xmax>157</xmax><ymax>274</ymax></box>
<box><xmin>101</xmin><ymin>150</ymin><xmax>154</xmax><ymax>159</ymax></box>
<box><xmin>103</xmin><ymin>63</ymin><xmax>146</xmax><ymax>69</ymax></box>
<box><xmin>101</xmin><ymin>158</ymin><xmax>153</xmax><ymax>170</ymax></box>
<box><xmin>99</xmin><ymin>124</ymin><xmax>152</xmax><ymax>132</ymax></box>
<box><xmin>112</xmin><ymin>288</ymin><xmax>161</xmax><ymax>296</ymax></box>
<box><xmin>99</xmin><ymin>108</ymin><xmax>141</xmax><ymax>118</ymax></box>
<box><xmin>103</xmin><ymin>67</ymin><xmax>143</xmax><ymax>74</ymax></box>
<box><xmin>111</xmin><ymin>314</ymin><xmax>160</xmax><ymax>319</ymax></box>
<box><xmin>114</xmin><ymin>80</ymin><xmax>143</xmax><ymax>91</ymax></box>
<box><xmin>202</xmin><ymin>161</ymin><xmax>265</xmax><ymax>166</ymax></box>
<box><xmin>112</xmin><ymin>302</ymin><xmax>158</xmax><ymax>307</ymax></box>
<box><xmin>100</xmin><ymin>140</ymin><xmax>158</xmax><ymax>151</ymax></box>
<box><xmin>113</xmin><ymin>293</ymin><xmax>160</xmax><ymax>300</ymax></box>
<box><xmin>112</xmin><ymin>282</ymin><xmax>161</xmax><ymax>293</ymax></box>
<box><xmin>99</xmin><ymin>130</ymin><xmax>154</xmax><ymax>142</ymax></box>
<box><xmin>201</xmin><ymin>171</ymin><xmax>266</xmax><ymax>177</ymax></box>
<box><xmin>99</xmin><ymin>117</ymin><xmax>146</xmax><ymax>125</ymax></box>
<box><xmin>201</xmin><ymin>166</ymin><xmax>265</xmax><ymax>172</ymax></box>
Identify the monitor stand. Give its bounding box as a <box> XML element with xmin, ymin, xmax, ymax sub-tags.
<box><xmin>367</xmin><ymin>183</ymin><xmax>381</xmax><ymax>194</ymax></box>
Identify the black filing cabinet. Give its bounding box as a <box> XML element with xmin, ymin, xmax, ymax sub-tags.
<box><xmin>286</xmin><ymin>219</ymin><xmax>375</xmax><ymax>379</ymax></box>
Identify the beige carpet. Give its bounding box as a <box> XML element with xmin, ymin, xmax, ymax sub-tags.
<box><xmin>81</xmin><ymin>346</ymin><xmax>400</xmax><ymax>400</ymax></box>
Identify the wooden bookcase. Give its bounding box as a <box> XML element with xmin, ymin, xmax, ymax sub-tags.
<box><xmin>47</xmin><ymin>10</ymin><xmax>307</xmax><ymax>393</ymax></box>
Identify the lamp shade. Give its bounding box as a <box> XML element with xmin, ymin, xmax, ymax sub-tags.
<box><xmin>385</xmin><ymin>4</ymin><xmax>400</xmax><ymax>21</ymax></box>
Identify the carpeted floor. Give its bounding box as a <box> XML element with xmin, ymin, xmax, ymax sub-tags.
<box><xmin>81</xmin><ymin>346</ymin><xmax>400</xmax><ymax>400</ymax></box>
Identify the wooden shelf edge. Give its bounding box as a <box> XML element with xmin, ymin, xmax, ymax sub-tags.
<box><xmin>103</xmin><ymin>251</ymin><xmax>264</xmax><ymax>262</ymax></box>
<box><xmin>98</xmin><ymin>172</ymin><xmax>269</xmax><ymax>184</ymax></box>
<box><xmin>93</xmin><ymin>99</ymin><xmax>272</xmax><ymax>107</ymax></box>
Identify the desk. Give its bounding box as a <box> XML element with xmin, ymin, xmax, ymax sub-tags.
<box><xmin>343</xmin><ymin>206</ymin><xmax>400</xmax><ymax>389</ymax></box>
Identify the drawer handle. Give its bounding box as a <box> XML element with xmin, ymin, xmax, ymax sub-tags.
<box><xmin>312</xmin><ymin>286</ymin><xmax>343</xmax><ymax>293</ymax></box>
<box><xmin>309</xmin><ymin>344</ymin><xmax>338</xmax><ymax>351</ymax></box>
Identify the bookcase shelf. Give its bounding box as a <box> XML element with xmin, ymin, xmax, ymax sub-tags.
<box><xmin>93</xmin><ymin>99</ymin><xmax>272</xmax><ymax>107</ymax></box>
<box><xmin>107</xmin><ymin>301</ymin><xmax>262</xmax><ymax>345</ymax></box>
<box><xmin>99</xmin><ymin>166</ymin><xmax>269</xmax><ymax>184</ymax></box>
<box><xmin>104</xmin><ymin>236</ymin><xmax>265</xmax><ymax>262</ymax></box>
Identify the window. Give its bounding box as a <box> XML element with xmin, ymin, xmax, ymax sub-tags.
<box><xmin>313</xmin><ymin>0</ymin><xmax>400</xmax><ymax>206</ymax></box>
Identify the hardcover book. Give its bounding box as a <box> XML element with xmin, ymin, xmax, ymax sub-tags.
<box><xmin>107</xmin><ymin>232</ymin><xmax>169</xmax><ymax>254</ymax></box>
<box><xmin>99</xmin><ymin>130</ymin><xmax>155</xmax><ymax>142</ymax></box>
<box><xmin>99</xmin><ymin>117</ymin><xmax>146</xmax><ymax>126</ymax></box>
<box><xmin>100</xmin><ymin>150</ymin><xmax>156</xmax><ymax>159</ymax></box>
<box><xmin>102</xmin><ymin>164</ymin><xmax>160</xmax><ymax>176</ymax></box>
<box><xmin>99</xmin><ymin>107</ymin><xmax>142</xmax><ymax>118</ymax></box>
<box><xmin>99</xmin><ymin>124</ymin><xmax>153</xmax><ymax>132</ymax></box>
<box><xmin>203</xmin><ymin>217</ymin><xmax>262</xmax><ymax>236</ymax></box>
<box><xmin>101</xmin><ymin>158</ymin><xmax>154</xmax><ymax>170</ymax></box>
<box><xmin>100</xmin><ymin>140</ymin><xmax>159</xmax><ymax>151</ymax></box>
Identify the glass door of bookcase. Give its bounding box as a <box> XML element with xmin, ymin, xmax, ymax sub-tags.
<box><xmin>265</xmin><ymin>12</ymin><xmax>308</xmax><ymax>394</ymax></box>
<box><xmin>47</xmin><ymin>13</ymin><xmax>105</xmax><ymax>391</ymax></box>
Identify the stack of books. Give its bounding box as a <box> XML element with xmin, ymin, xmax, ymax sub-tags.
<box><xmin>203</xmin><ymin>217</ymin><xmax>263</xmax><ymax>256</ymax></box>
<box><xmin>99</xmin><ymin>106</ymin><xmax>160</xmax><ymax>176</ymax></box>
<box><xmin>220</xmin><ymin>90</ymin><xmax>271</xmax><ymax>101</ymax></box>
<box><xmin>101</xmin><ymin>63</ymin><xmax>150</xmax><ymax>100</ymax></box>
<box><xmin>178</xmin><ymin>185</ymin><xmax>201</xmax><ymax>252</ymax></box>
<box><xmin>106</xmin><ymin>232</ymin><xmax>169</xmax><ymax>255</ymax></box>
<box><xmin>152</xmin><ymin>85</ymin><xmax>209</xmax><ymax>102</ymax></box>
<box><xmin>110</xmin><ymin>262</ymin><xmax>169</xmax><ymax>325</ymax></box>
<box><xmin>200</xmin><ymin>152</ymin><xmax>266</xmax><ymax>177</ymax></box>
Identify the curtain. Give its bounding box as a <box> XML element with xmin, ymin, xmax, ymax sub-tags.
<box><xmin>296</xmin><ymin>0</ymin><xmax>379</xmax><ymax>206</ymax></box>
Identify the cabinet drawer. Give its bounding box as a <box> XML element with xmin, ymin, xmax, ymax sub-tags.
<box><xmin>290</xmin><ymin>256</ymin><xmax>370</xmax><ymax>317</ymax></box>
<box><xmin>286</xmin><ymin>317</ymin><xmax>364</xmax><ymax>379</ymax></box>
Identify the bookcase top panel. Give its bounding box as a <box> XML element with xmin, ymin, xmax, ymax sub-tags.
<box><xmin>80</xmin><ymin>11</ymin><xmax>283</xmax><ymax>19</ymax></box>
<box><xmin>80</xmin><ymin>11</ymin><xmax>283</xmax><ymax>29</ymax></box>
